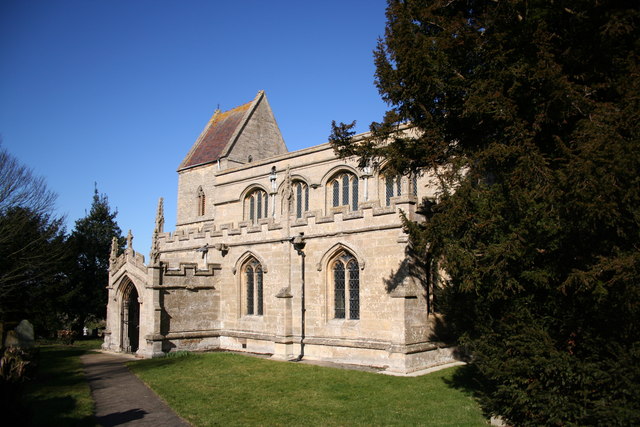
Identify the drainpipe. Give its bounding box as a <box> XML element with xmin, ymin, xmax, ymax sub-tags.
<box><xmin>291</xmin><ymin>233</ymin><xmax>306</xmax><ymax>361</ymax></box>
<box><xmin>269</xmin><ymin>166</ymin><xmax>277</xmax><ymax>218</ymax></box>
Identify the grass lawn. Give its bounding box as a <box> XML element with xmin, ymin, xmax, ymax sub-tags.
<box><xmin>18</xmin><ymin>339</ymin><xmax>102</xmax><ymax>426</ymax></box>
<box><xmin>130</xmin><ymin>352</ymin><xmax>488</xmax><ymax>426</ymax></box>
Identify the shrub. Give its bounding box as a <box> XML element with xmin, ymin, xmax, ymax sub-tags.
<box><xmin>57</xmin><ymin>329</ymin><xmax>76</xmax><ymax>345</ymax></box>
<box><xmin>0</xmin><ymin>346</ymin><xmax>37</xmax><ymax>383</ymax></box>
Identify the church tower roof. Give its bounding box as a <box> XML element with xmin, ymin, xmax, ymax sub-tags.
<box><xmin>178</xmin><ymin>90</ymin><xmax>286</xmax><ymax>171</ymax></box>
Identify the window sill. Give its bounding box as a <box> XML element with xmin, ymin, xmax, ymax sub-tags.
<box><xmin>241</xmin><ymin>314</ymin><xmax>264</xmax><ymax>320</ymax></box>
<box><xmin>328</xmin><ymin>318</ymin><xmax>359</xmax><ymax>326</ymax></box>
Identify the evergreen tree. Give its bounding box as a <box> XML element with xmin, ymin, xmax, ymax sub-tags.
<box><xmin>331</xmin><ymin>1</ymin><xmax>640</xmax><ymax>424</ymax></box>
<box><xmin>64</xmin><ymin>186</ymin><xmax>123</xmax><ymax>331</ymax></box>
<box><xmin>0</xmin><ymin>143</ymin><xmax>67</xmax><ymax>335</ymax></box>
<box><xmin>0</xmin><ymin>207</ymin><xmax>67</xmax><ymax>332</ymax></box>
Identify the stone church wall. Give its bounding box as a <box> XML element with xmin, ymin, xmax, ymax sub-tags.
<box><xmin>104</xmin><ymin>124</ymin><xmax>455</xmax><ymax>373</ymax></box>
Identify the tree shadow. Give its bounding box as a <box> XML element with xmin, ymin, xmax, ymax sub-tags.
<box><xmin>97</xmin><ymin>408</ymin><xmax>148</xmax><ymax>426</ymax></box>
<box><xmin>442</xmin><ymin>362</ymin><xmax>487</xmax><ymax>400</ymax></box>
<box><xmin>126</xmin><ymin>353</ymin><xmax>185</xmax><ymax>373</ymax></box>
<box><xmin>382</xmin><ymin>240</ymin><xmax>457</xmax><ymax>345</ymax></box>
<box><xmin>23</xmin><ymin>396</ymin><xmax>97</xmax><ymax>427</ymax></box>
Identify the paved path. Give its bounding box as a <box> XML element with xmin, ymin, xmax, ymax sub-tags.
<box><xmin>80</xmin><ymin>352</ymin><xmax>191</xmax><ymax>426</ymax></box>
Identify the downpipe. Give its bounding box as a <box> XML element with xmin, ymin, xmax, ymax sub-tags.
<box><xmin>291</xmin><ymin>233</ymin><xmax>306</xmax><ymax>361</ymax></box>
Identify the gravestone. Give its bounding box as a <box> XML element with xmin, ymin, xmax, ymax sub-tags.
<box><xmin>6</xmin><ymin>319</ymin><xmax>35</xmax><ymax>348</ymax></box>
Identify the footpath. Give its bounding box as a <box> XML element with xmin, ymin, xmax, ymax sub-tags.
<box><xmin>80</xmin><ymin>352</ymin><xmax>190</xmax><ymax>426</ymax></box>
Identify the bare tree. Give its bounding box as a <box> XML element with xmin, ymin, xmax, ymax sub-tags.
<box><xmin>0</xmin><ymin>141</ymin><xmax>66</xmax><ymax>321</ymax></box>
<box><xmin>0</xmin><ymin>141</ymin><xmax>57</xmax><ymax>217</ymax></box>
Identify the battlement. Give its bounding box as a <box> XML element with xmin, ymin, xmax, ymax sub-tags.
<box><xmin>110</xmin><ymin>246</ymin><xmax>146</xmax><ymax>276</ymax></box>
<box><xmin>159</xmin><ymin>195</ymin><xmax>419</xmax><ymax>251</ymax></box>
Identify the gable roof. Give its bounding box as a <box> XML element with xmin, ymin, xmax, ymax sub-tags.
<box><xmin>179</xmin><ymin>91</ymin><xmax>262</xmax><ymax>171</ymax></box>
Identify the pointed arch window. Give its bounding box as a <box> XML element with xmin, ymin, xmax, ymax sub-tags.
<box><xmin>332</xmin><ymin>251</ymin><xmax>359</xmax><ymax>320</ymax></box>
<box><xmin>244</xmin><ymin>258</ymin><xmax>263</xmax><ymax>316</ymax></box>
<box><xmin>385</xmin><ymin>175</ymin><xmax>402</xmax><ymax>206</ymax></box>
<box><xmin>329</xmin><ymin>172</ymin><xmax>359</xmax><ymax>211</ymax></box>
<box><xmin>294</xmin><ymin>181</ymin><xmax>310</xmax><ymax>219</ymax></box>
<box><xmin>197</xmin><ymin>187</ymin><xmax>206</xmax><ymax>216</ymax></box>
<box><xmin>245</xmin><ymin>188</ymin><xmax>268</xmax><ymax>224</ymax></box>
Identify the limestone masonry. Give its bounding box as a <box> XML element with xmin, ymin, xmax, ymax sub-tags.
<box><xmin>104</xmin><ymin>91</ymin><xmax>456</xmax><ymax>373</ymax></box>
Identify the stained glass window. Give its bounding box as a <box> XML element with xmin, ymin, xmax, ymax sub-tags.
<box><xmin>256</xmin><ymin>265</ymin><xmax>263</xmax><ymax>315</ymax></box>
<box><xmin>348</xmin><ymin>260</ymin><xmax>360</xmax><ymax>320</ymax></box>
<box><xmin>330</xmin><ymin>173</ymin><xmax>359</xmax><ymax>211</ymax></box>
<box><xmin>246</xmin><ymin>265</ymin><xmax>254</xmax><ymax>315</ymax></box>
<box><xmin>334</xmin><ymin>261</ymin><xmax>345</xmax><ymax>319</ymax></box>
<box><xmin>246</xmin><ymin>189</ymin><xmax>268</xmax><ymax>223</ymax></box>
<box><xmin>245</xmin><ymin>259</ymin><xmax>264</xmax><ymax>316</ymax></box>
<box><xmin>386</xmin><ymin>176</ymin><xmax>402</xmax><ymax>206</ymax></box>
<box><xmin>333</xmin><ymin>252</ymin><xmax>359</xmax><ymax>320</ymax></box>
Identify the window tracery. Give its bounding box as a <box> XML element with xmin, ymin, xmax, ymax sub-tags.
<box><xmin>331</xmin><ymin>251</ymin><xmax>359</xmax><ymax>320</ymax></box>
<box><xmin>294</xmin><ymin>181</ymin><xmax>309</xmax><ymax>219</ymax></box>
<box><xmin>245</xmin><ymin>188</ymin><xmax>268</xmax><ymax>223</ymax></box>
<box><xmin>329</xmin><ymin>172</ymin><xmax>358</xmax><ymax>211</ymax></box>
<box><xmin>244</xmin><ymin>258</ymin><xmax>263</xmax><ymax>316</ymax></box>
<box><xmin>385</xmin><ymin>175</ymin><xmax>402</xmax><ymax>206</ymax></box>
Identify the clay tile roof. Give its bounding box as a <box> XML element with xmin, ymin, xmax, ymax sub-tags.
<box><xmin>179</xmin><ymin>101</ymin><xmax>252</xmax><ymax>170</ymax></box>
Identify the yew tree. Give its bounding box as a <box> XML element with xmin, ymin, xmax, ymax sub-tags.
<box><xmin>330</xmin><ymin>1</ymin><xmax>640</xmax><ymax>424</ymax></box>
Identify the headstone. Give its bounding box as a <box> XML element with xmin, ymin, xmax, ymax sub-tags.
<box><xmin>14</xmin><ymin>319</ymin><xmax>35</xmax><ymax>348</ymax></box>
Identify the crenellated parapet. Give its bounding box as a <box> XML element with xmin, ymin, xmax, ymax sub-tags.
<box><xmin>109</xmin><ymin>230</ymin><xmax>148</xmax><ymax>278</ymax></box>
<box><xmin>158</xmin><ymin>196</ymin><xmax>418</xmax><ymax>253</ymax></box>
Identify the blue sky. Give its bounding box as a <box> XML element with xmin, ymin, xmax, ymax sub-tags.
<box><xmin>0</xmin><ymin>0</ymin><xmax>389</xmax><ymax>254</ymax></box>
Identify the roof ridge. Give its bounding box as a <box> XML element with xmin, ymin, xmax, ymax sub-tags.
<box><xmin>218</xmin><ymin>91</ymin><xmax>264</xmax><ymax>159</ymax></box>
<box><xmin>178</xmin><ymin>91</ymin><xmax>264</xmax><ymax>171</ymax></box>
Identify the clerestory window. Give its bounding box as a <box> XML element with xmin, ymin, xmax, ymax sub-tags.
<box><xmin>329</xmin><ymin>172</ymin><xmax>358</xmax><ymax>211</ymax></box>
<box><xmin>294</xmin><ymin>181</ymin><xmax>310</xmax><ymax>219</ymax></box>
<box><xmin>245</xmin><ymin>188</ymin><xmax>268</xmax><ymax>224</ymax></box>
<box><xmin>385</xmin><ymin>175</ymin><xmax>402</xmax><ymax>206</ymax></box>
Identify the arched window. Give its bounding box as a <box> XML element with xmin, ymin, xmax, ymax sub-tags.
<box><xmin>244</xmin><ymin>258</ymin><xmax>263</xmax><ymax>315</ymax></box>
<box><xmin>332</xmin><ymin>251</ymin><xmax>359</xmax><ymax>320</ymax></box>
<box><xmin>245</xmin><ymin>188</ymin><xmax>268</xmax><ymax>224</ymax></box>
<box><xmin>197</xmin><ymin>187</ymin><xmax>206</xmax><ymax>216</ymax></box>
<box><xmin>385</xmin><ymin>175</ymin><xmax>402</xmax><ymax>206</ymax></box>
<box><xmin>294</xmin><ymin>181</ymin><xmax>309</xmax><ymax>219</ymax></box>
<box><xmin>329</xmin><ymin>172</ymin><xmax>358</xmax><ymax>211</ymax></box>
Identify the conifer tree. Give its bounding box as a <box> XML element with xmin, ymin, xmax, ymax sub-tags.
<box><xmin>331</xmin><ymin>1</ymin><xmax>640</xmax><ymax>424</ymax></box>
<box><xmin>64</xmin><ymin>186</ymin><xmax>124</xmax><ymax>331</ymax></box>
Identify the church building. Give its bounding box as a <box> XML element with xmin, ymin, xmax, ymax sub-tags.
<box><xmin>103</xmin><ymin>91</ymin><xmax>455</xmax><ymax>374</ymax></box>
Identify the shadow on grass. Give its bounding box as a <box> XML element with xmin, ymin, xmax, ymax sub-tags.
<box><xmin>442</xmin><ymin>363</ymin><xmax>487</xmax><ymax>398</ymax></box>
<box><xmin>126</xmin><ymin>351</ymin><xmax>195</xmax><ymax>372</ymax></box>
<box><xmin>11</xmin><ymin>396</ymin><xmax>98</xmax><ymax>427</ymax></box>
<box><xmin>14</xmin><ymin>343</ymin><xmax>100</xmax><ymax>427</ymax></box>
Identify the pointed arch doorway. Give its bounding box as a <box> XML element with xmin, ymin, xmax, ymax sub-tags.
<box><xmin>121</xmin><ymin>281</ymin><xmax>140</xmax><ymax>353</ymax></box>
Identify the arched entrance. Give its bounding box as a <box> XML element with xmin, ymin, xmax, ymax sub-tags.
<box><xmin>121</xmin><ymin>281</ymin><xmax>140</xmax><ymax>353</ymax></box>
